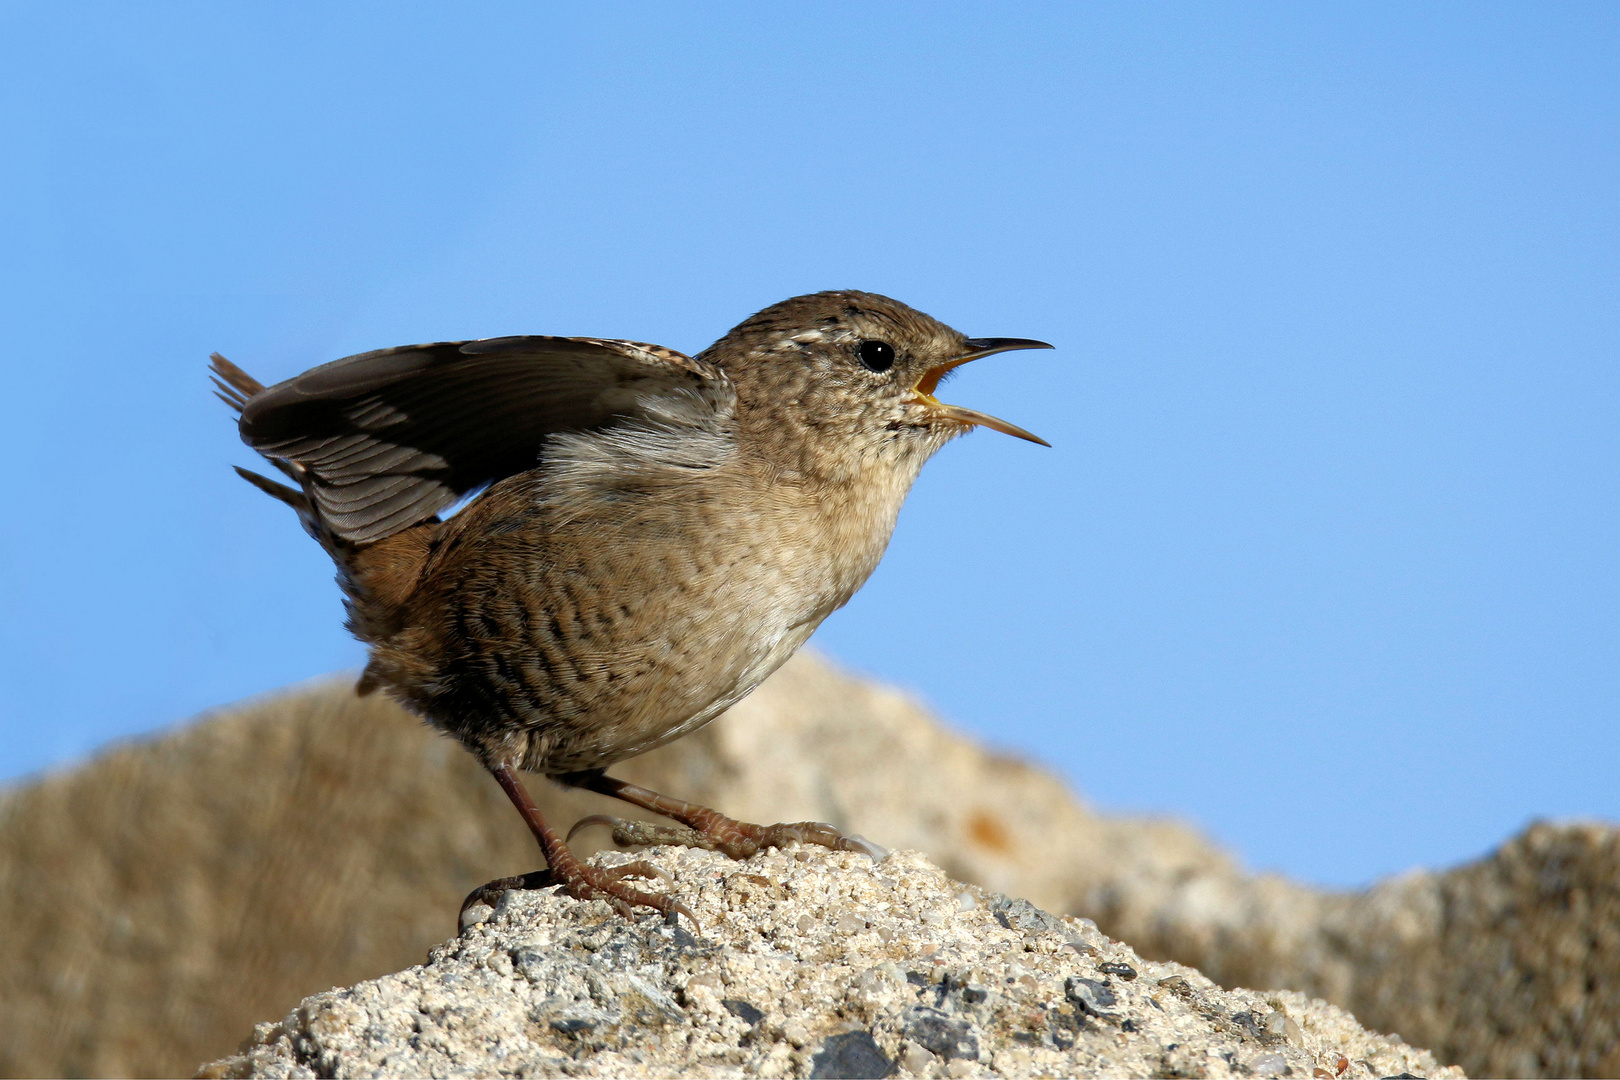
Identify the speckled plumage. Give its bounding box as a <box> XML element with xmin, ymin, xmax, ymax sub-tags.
<box><xmin>212</xmin><ymin>290</ymin><xmax>1050</xmax><ymax>920</ymax></box>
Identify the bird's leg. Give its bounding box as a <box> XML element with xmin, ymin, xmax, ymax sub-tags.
<box><xmin>561</xmin><ymin>771</ymin><xmax>886</xmax><ymax>860</ymax></box>
<box><xmin>460</xmin><ymin>764</ymin><xmax>694</xmax><ymax>927</ymax></box>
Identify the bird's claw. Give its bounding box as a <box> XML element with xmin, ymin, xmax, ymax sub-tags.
<box><xmin>456</xmin><ymin>859</ymin><xmax>691</xmax><ymax>931</ymax></box>
<box><xmin>598</xmin><ymin>858</ymin><xmax>676</xmax><ymax>887</ymax></box>
<box><xmin>580</xmin><ymin>810</ymin><xmax>887</xmax><ymax>862</ymax></box>
<box><xmin>568</xmin><ymin>859</ymin><xmax>698</xmax><ymax>932</ymax></box>
<box><xmin>459</xmin><ymin>869</ymin><xmax>556</xmax><ymax>923</ymax></box>
<box><xmin>841</xmin><ymin>833</ymin><xmax>889</xmax><ymax>859</ymax></box>
<box><xmin>741</xmin><ymin>820</ymin><xmax>886</xmax><ymax>859</ymax></box>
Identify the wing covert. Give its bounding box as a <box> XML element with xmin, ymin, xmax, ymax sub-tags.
<box><xmin>235</xmin><ymin>336</ymin><xmax>733</xmax><ymax>543</ymax></box>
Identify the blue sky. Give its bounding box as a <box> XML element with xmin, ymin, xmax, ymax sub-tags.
<box><xmin>2</xmin><ymin>4</ymin><xmax>1615</xmax><ymax>888</ymax></box>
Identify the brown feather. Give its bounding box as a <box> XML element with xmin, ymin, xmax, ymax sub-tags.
<box><xmin>232</xmin><ymin>337</ymin><xmax>732</xmax><ymax>544</ymax></box>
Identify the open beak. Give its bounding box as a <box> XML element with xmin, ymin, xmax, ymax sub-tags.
<box><xmin>905</xmin><ymin>337</ymin><xmax>1055</xmax><ymax>446</ymax></box>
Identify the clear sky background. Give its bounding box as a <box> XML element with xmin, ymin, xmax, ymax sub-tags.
<box><xmin>2</xmin><ymin>4</ymin><xmax>1615</xmax><ymax>889</ymax></box>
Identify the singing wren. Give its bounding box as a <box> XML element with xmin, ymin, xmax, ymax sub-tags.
<box><xmin>212</xmin><ymin>290</ymin><xmax>1051</xmax><ymax>924</ymax></box>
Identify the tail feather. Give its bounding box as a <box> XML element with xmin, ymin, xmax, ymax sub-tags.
<box><xmin>209</xmin><ymin>352</ymin><xmax>263</xmax><ymax>412</ymax></box>
<box><xmin>212</xmin><ymin>353</ymin><xmax>302</xmax><ymax>484</ymax></box>
<box><xmin>213</xmin><ymin>350</ymin><xmax>418</xmax><ymax>669</ymax></box>
<box><xmin>232</xmin><ymin>465</ymin><xmax>309</xmax><ymax>513</ymax></box>
<box><xmin>214</xmin><ymin>351</ymin><xmax>339</xmax><ymax>547</ymax></box>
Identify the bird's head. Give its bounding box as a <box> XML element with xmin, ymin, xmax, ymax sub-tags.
<box><xmin>700</xmin><ymin>290</ymin><xmax>1052</xmax><ymax>481</ymax></box>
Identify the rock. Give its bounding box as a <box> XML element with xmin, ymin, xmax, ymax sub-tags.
<box><xmin>810</xmin><ymin>1030</ymin><xmax>893</xmax><ymax>1079</ymax></box>
<box><xmin>0</xmin><ymin>651</ymin><xmax>1223</xmax><ymax>1078</ymax></box>
<box><xmin>4</xmin><ymin>650</ymin><xmax>1617</xmax><ymax>1077</ymax></box>
<box><xmin>198</xmin><ymin>847</ymin><xmax>1458</xmax><ymax>1080</ymax></box>
<box><xmin>1103</xmin><ymin>822</ymin><xmax>1620</xmax><ymax>1078</ymax></box>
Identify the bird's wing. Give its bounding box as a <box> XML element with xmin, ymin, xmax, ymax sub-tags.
<box><xmin>235</xmin><ymin>336</ymin><xmax>734</xmax><ymax>543</ymax></box>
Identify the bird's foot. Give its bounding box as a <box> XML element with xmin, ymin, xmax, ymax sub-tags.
<box><xmin>460</xmin><ymin>868</ymin><xmax>557</xmax><ymax>922</ymax></box>
<box><xmin>457</xmin><ymin>859</ymin><xmax>691</xmax><ymax>928</ymax></box>
<box><xmin>570</xmin><ymin>809</ymin><xmax>887</xmax><ymax>861</ymax></box>
<box><xmin>569</xmin><ymin>815</ymin><xmax>719</xmax><ymax>851</ymax></box>
<box><xmin>477</xmin><ymin>763</ymin><xmax>699</xmax><ymax>930</ymax></box>
<box><xmin>708</xmin><ymin>817</ymin><xmax>888</xmax><ymax>860</ymax></box>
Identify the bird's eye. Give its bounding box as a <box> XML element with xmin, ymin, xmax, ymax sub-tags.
<box><xmin>858</xmin><ymin>340</ymin><xmax>896</xmax><ymax>372</ymax></box>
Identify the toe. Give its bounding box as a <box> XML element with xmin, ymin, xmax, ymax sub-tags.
<box><xmin>840</xmin><ymin>834</ymin><xmax>889</xmax><ymax>859</ymax></box>
<box><xmin>603</xmin><ymin>859</ymin><xmax>675</xmax><ymax>887</ymax></box>
<box><xmin>458</xmin><ymin>870</ymin><xmax>556</xmax><ymax>919</ymax></box>
<box><xmin>566</xmin><ymin>814</ymin><xmax>627</xmax><ymax>843</ymax></box>
<box><xmin>667</xmin><ymin>898</ymin><xmax>702</xmax><ymax>935</ymax></box>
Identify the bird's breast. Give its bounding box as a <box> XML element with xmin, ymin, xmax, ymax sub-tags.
<box><xmin>393</xmin><ymin>457</ymin><xmax>913</xmax><ymax>772</ymax></box>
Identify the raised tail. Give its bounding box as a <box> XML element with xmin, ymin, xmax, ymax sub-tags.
<box><xmin>211</xmin><ymin>352</ymin><xmax>433</xmax><ymax>690</ymax></box>
<box><xmin>210</xmin><ymin>353</ymin><xmax>310</xmax><ymax>510</ymax></box>
<box><xmin>213</xmin><ymin>352</ymin><xmax>368</xmax><ymax>636</ymax></box>
<box><xmin>208</xmin><ymin>351</ymin><xmax>263</xmax><ymax>412</ymax></box>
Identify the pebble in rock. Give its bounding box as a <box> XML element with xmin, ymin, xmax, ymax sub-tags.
<box><xmin>201</xmin><ymin>848</ymin><xmax>1462</xmax><ymax>1079</ymax></box>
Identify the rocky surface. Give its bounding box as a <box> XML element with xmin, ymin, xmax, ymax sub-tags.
<box><xmin>1245</xmin><ymin>822</ymin><xmax>1620</xmax><ymax>1079</ymax></box>
<box><xmin>0</xmin><ymin>652</ymin><xmax>1230</xmax><ymax>1079</ymax></box>
<box><xmin>201</xmin><ymin>847</ymin><xmax>1456</xmax><ymax>1080</ymax></box>
<box><xmin>4</xmin><ymin>651</ymin><xmax>1617</xmax><ymax>1077</ymax></box>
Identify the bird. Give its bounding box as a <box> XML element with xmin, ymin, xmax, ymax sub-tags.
<box><xmin>211</xmin><ymin>290</ymin><xmax>1052</xmax><ymax>926</ymax></box>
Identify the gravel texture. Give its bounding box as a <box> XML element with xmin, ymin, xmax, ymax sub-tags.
<box><xmin>201</xmin><ymin>847</ymin><xmax>1458</xmax><ymax>1080</ymax></box>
